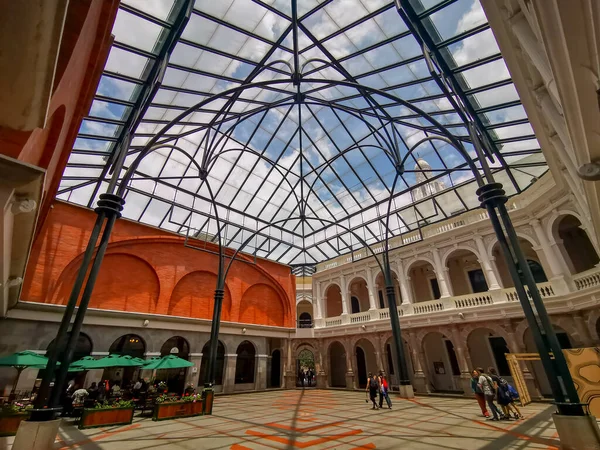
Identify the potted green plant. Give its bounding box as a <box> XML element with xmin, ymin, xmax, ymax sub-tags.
<box><xmin>152</xmin><ymin>393</ymin><xmax>203</xmax><ymax>421</ymax></box>
<box><xmin>0</xmin><ymin>403</ymin><xmax>32</xmax><ymax>436</ymax></box>
<box><xmin>79</xmin><ymin>399</ymin><xmax>135</xmax><ymax>429</ymax></box>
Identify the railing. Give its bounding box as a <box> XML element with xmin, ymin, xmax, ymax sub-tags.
<box><xmin>349</xmin><ymin>311</ymin><xmax>371</xmax><ymax>324</ymax></box>
<box><xmin>324</xmin><ymin>317</ymin><xmax>342</xmax><ymax>327</ymax></box>
<box><xmin>503</xmin><ymin>281</ymin><xmax>556</xmax><ymax>302</ymax></box>
<box><xmin>315</xmin><ymin>202</ymin><xmax>518</xmax><ymax>272</ymax></box>
<box><xmin>573</xmin><ymin>267</ymin><xmax>600</xmax><ymax>290</ymax></box>
<box><xmin>453</xmin><ymin>292</ymin><xmax>494</xmax><ymax>308</ymax></box>
<box><xmin>413</xmin><ymin>300</ymin><xmax>445</xmax><ymax>314</ymax></box>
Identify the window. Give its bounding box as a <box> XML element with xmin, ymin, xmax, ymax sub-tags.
<box><xmin>298</xmin><ymin>312</ymin><xmax>312</xmax><ymax>328</ymax></box>
<box><xmin>378</xmin><ymin>291</ymin><xmax>385</xmax><ymax>308</ymax></box>
<box><xmin>556</xmin><ymin>332</ymin><xmax>572</xmax><ymax>349</ymax></box>
<box><xmin>235</xmin><ymin>341</ymin><xmax>256</xmax><ymax>384</ymax></box>
<box><xmin>430</xmin><ymin>278</ymin><xmax>441</xmax><ymax>299</ymax></box>
<box><xmin>468</xmin><ymin>269</ymin><xmax>489</xmax><ymax>293</ymax></box>
<box><xmin>351</xmin><ymin>296</ymin><xmax>360</xmax><ymax>314</ymax></box>
<box><xmin>488</xmin><ymin>336</ymin><xmax>510</xmax><ymax>377</ymax></box>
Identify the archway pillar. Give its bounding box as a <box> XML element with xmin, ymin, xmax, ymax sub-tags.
<box><xmin>186</xmin><ymin>352</ymin><xmax>202</xmax><ymax>390</ymax></box>
<box><xmin>531</xmin><ymin>219</ymin><xmax>570</xmax><ymax>282</ymax></box>
<box><xmin>450</xmin><ymin>327</ymin><xmax>472</xmax><ymax>395</ymax></box>
<box><xmin>396</xmin><ymin>259</ymin><xmax>413</xmax><ymax>303</ymax></box>
<box><xmin>317</xmin><ymin>339</ymin><xmax>327</xmax><ymax>388</ymax></box>
<box><xmin>408</xmin><ymin>332</ymin><xmax>428</xmax><ymax>394</ymax></box>
<box><xmin>255</xmin><ymin>354</ymin><xmax>268</xmax><ymax>391</ymax></box>
<box><xmin>344</xmin><ymin>339</ymin><xmax>355</xmax><ymax>389</ymax></box>
<box><xmin>365</xmin><ymin>266</ymin><xmax>377</xmax><ymax>310</ymax></box>
<box><xmin>284</xmin><ymin>339</ymin><xmax>295</xmax><ymax>388</ymax></box>
<box><xmin>474</xmin><ymin>235</ymin><xmax>501</xmax><ymax>290</ymax></box>
<box><xmin>314</xmin><ymin>282</ymin><xmax>323</xmax><ymax>321</ymax></box>
<box><xmin>339</xmin><ymin>274</ymin><xmax>349</xmax><ymax>316</ymax></box>
<box><xmin>432</xmin><ymin>248</ymin><xmax>452</xmax><ymax>297</ymax></box>
<box><xmin>222</xmin><ymin>354</ymin><xmax>237</xmax><ymax>394</ymax></box>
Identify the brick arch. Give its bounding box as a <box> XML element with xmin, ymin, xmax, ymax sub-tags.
<box><xmin>50</xmin><ymin>253</ymin><xmax>160</xmax><ymax>313</ymax></box>
<box><xmin>239</xmin><ymin>283</ymin><xmax>285</xmax><ymax>327</ymax></box>
<box><xmin>168</xmin><ymin>271</ymin><xmax>231</xmax><ymax>321</ymax></box>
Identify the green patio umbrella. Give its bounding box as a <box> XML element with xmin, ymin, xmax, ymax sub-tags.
<box><xmin>69</xmin><ymin>356</ymin><xmax>97</xmax><ymax>370</ymax></box>
<box><xmin>143</xmin><ymin>355</ymin><xmax>193</xmax><ymax>370</ymax></box>
<box><xmin>0</xmin><ymin>351</ymin><xmax>59</xmax><ymax>396</ymax></box>
<box><xmin>71</xmin><ymin>354</ymin><xmax>145</xmax><ymax>370</ymax></box>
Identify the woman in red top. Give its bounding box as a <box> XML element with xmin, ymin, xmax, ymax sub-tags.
<box><xmin>378</xmin><ymin>372</ymin><xmax>392</xmax><ymax>409</ymax></box>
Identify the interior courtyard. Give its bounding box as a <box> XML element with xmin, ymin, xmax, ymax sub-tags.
<box><xmin>1</xmin><ymin>0</ymin><xmax>600</xmax><ymax>449</ymax></box>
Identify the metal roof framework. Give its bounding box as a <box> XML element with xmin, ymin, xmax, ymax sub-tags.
<box><xmin>57</xmin><ymin>0</ymin><xmax>547</xmax><ymax>266</ymax></box>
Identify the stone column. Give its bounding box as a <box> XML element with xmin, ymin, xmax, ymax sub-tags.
<box><xmin>365</xmin><ymin>266</ymin><xmax>377</xmax><ymax>310</ymax></box>
<box><xmin>317</xmin><ymin>339</ymin><xmax>327</xmax><ymax>388</ymax></box>
<box><xmin>186</xmin><ymin>353</ymin><xmax>202</xmax><ymax>390</ymax></box>
<box><xmin>223</xmin><ymin>354</ymin><xmax>237</xmax><ymax>394</ymax></box>
<box><xmin>314</xmin><ymin>281</ymin><xmax>323</xmax><ymax>320</ymax></box>
<box><xmin>408</xmin><ymin>332</ymin><xmax>428</xmax><ymax>394</ymax></box>
<box><xmin>284</xmin><ymin>338</ymin><xmax>295</xmax><ymax>388</ymax></box>
<box><xmin>255</xmin><ymin>354</ymin><xmax>268</xmax><ymax>391</ymax></box>
<box><xmin>531</xmin><ymin>219</ymin><xmax>567</xmax><ymax>278</ymax></box>
<box><xmin>451</xmin><ymin>326</ymin><xmax>473</xmax><ymax>396</ymax></box>
<box><xmin>573</xmin><ymin>313</ymin><xmax>594</xmax><ymax>347</ymax></box>
<box><xmin>340</xmin><ymin>273</ymin><xmax>349</xmax><ymax>315</ymax></box>
<box><xmin>474</xmin><ymin>235</ymin><xmax>501</xmax><ymax>290</ymax></box>
<box><xmin>396</xmin><ymin>259</ymin><xmax>412</xmax><ymax>304</ymax></box>
<box><xmin>374</xmin><ymin>334</ymin><xmax>384</xmax><ymax>373</ymax></box>
<box><xmin>432</xmin><ymin>247</ymin><xmax>452</xmax><ymax>298</ymax></box>
<box><xmin>344</xmin><ymin>339</ymin><xmax>355</xmax><ymax>389</ymax></box>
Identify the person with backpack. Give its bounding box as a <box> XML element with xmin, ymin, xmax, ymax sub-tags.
<box><xmin>471</xmin><ymin>370</ymin><xmax>489</xmax><ymax>417</ymax></box>
<box><xmin>476</xmin><ymin>367</ymin><xmax>503</xmax><ymax>421</ymax></box>
<box><xmin>489</xmin><ymin>367</ymin><xmax>523</xmax><ymax>419</ymax></box>
<box><xmin>366</xmin><ymin>372</ymin><xmax>379</xmax><ymax>409</ymax></box>
<box><xmin>378</xmin><ymin>372</ymin><xmax>392</xmax><ymax>409</ymax></box>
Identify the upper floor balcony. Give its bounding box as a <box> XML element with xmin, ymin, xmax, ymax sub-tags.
<box><xmin>296</xmin><ymin>193</ymin><xmax>600</xmax><ymax>335</ymax></box>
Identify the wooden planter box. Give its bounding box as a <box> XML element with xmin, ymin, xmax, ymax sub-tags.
<box><xmin>153</xmin><ymin>400</ymin><xmax>203</xmax><ymax>421</ymax></box>
<box><xmin>0</xmin><ymin>412</ymin><xmax>29</xmax><ymax>436</ymax></box>
<box><xmin>79</xmin><ymin>407</ymin><xmax>135</xmax><ymax>429</ymax></box>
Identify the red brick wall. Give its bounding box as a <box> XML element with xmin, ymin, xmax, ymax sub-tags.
<box><xmin>22</xmin><ymin>201</ymin><xmax>296</xmax><ymax>328</ymax></box>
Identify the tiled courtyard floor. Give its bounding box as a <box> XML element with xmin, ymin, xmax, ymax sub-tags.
<box><xmin>1</xmin><ymin>390</ymin><xmax>563</xmax><ymax>449</ymax></box>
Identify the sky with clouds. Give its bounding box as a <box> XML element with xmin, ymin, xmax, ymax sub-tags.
<box><xmin>58</xmin><ymin>0</ymin><xmax>548</xmax><ymax>265</ymax></box>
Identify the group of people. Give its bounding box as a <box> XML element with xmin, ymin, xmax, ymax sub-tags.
<box><xmin>298</xmin><ymin>368</ymin><xmax>315</xmax><ymax>387</ymax></box>
<box><xmin>471</xmin><ymin>367</ymin><xmax>523</xmax><ymax>421</ymax></box>
<box><xmin>365</xmin><ymin>372</ymin><xmax>392</xmax><ymax>410</ymax></box>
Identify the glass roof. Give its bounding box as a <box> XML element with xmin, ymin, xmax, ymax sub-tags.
<box><xmin>57</xmin><ymin>0</ymin><xmax>547</xmax><ymax>266</ymax></box>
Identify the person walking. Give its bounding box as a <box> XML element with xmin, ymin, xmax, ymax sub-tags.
<box><xmin>471</xmin><ymin>370</ymin><xmax>489</xmax><ymax>417</ymax></box>
<box><xmin>488</xmin><ymin>367</ymin><xmax>523</xmax><ymax>419</ymax></box>
<box><xmin>476</xmin><ymin>367</ymin><xmax>503</xmax><ymax>421</ymax></box>
<box><xmin>366</xmin><ymin>372</ymin><xmax>379</xmax><ymax>409</ymax></box>
<box><xmin>378</xmin><ymin>372</ymin><xmax>392</xmax><ymax>409</ymax></box>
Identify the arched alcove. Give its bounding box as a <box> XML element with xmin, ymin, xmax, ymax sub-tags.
<box><xmin>375</xmin><ymin>271</ymin><xmax>402</xmax><ymax>307</ymax></box>
<box><xmin>297</xmin><ymin>348</ymin><xmax>315</xmax><ymax>387</ymax></box>
<box><xmin>109</xmin><ymin>334</ymin><xmax>145</xmax><ymax>358</ymax></box>
<box><xmin>355</xmin><ymin>338</ymin><xmax>377</xmax><ymax>388</ymax></box>
<box><xmin>235</xmin><ymin>340</ymin><xmax>256</xmax><ymax>386</ymax></box>
<box><xmin>158</xmin><ymin>336</ymin><xmax>190</xmax><ymax>393</ymax></box>
<box><xmin>407</xmin><ymin>260</ymin><xmax>438</xmax><ymax>302</ymax></box>
<box><xmin>384</xmin><ymin>337</ymin><xmax>414</xmax><ymax>387</ymax></box>
<box><xmin>270</xmin><ymin>349</ymin><xmax>281</xmax><ymax>388</ymax></box>
<box><xmin>296</xmin><ymin>300</ymin><xmax>313</xmax><ymax>327</ymax></box>
<box><xmin>46</xmin><ymin>332</ymin><xmax>93</xmax><ymax>363</ymax></box>
<box><xmin>325</xmin><ymin>284</ymin><xmax>343</xmax><ymax>317</ymax></box>
<box><xmin>348</xmin><ymin>277</ymin><xmax>369</xmax><ymax>312</ymax></box>
<box><xmin>492</xmin><ymin>239</ymin><xmax>547</xmax><ymax>287</ymax></box>
<box><xmin>328</xmin><ymin>341</ymin><xmax>347</xmax><ymax>388</ymax></box>
<box><xmin>554</xmin><ymin>215</ymin><xmax>599</xmax><ymax>274</ymax></box>
<box><xmin>240</xmin><ymin>284</ymin><xmax>285</xmax><ymax>326</ymax></box>
<box><xmin>169</xmin><ymin>271</ymin><xmax>231</xmax><ymax>320</ymax></box>
<box><xmin>446</xmin><ymin>249</ymin><xmax>487</xmax><ymax>295</ymax></box>
<box><xmin>466</xmin><ymin>328</ymin><xmax>510</xmax><ymax>378</ymax></box>
<box><xmin>422</xmin><ymin>332</ymin><xmax>460</xmax><ymax>392</ymax></box>
<box><xmin>57</xmin><ymin>253</ymin><xmax>160</xmax><ymax>313</ymax></box>
<box><xmin>199</xmin><ymin>340</ymin><xmax>225</xmax><ymax>387</ymax></box>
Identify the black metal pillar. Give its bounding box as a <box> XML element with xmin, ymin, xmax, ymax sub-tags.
<box><xmin>382</xmin><ymin>253</ymin><xmax>411</xmax><ymax>388</ymax></box>
<box><xmin>30</xmin><ymin>194</ymin><xmax>124</xmax><ymax>421</ymax></box>
<box><xmin>204</xmin><ymin>287</ymin><xmax>225</xmax><ymax>389</ymax></box>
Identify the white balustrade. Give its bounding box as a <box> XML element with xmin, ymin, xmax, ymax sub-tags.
<box><xmin>324</xmin><ymin>317</ymin><xmax>342</xmax><ymax>327</ymax></box>
<box><xmin>453</xmin><ymin>292</ymin><xmax>494</xmax><ymax>308</ymax></box>
<box><xmin>573</xmin><ymin>267</ymin><xmax>600</xmax><ymax>290</ymax></box>
<box><xmin>349</xmin><ymin>311</ymin><xmax>371</xmax><ymax>324</ymax></box>
<box><xmin>413</xmin><ymin>299</ymin><xmax>445</xmax><ymax>314</ymax></box>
